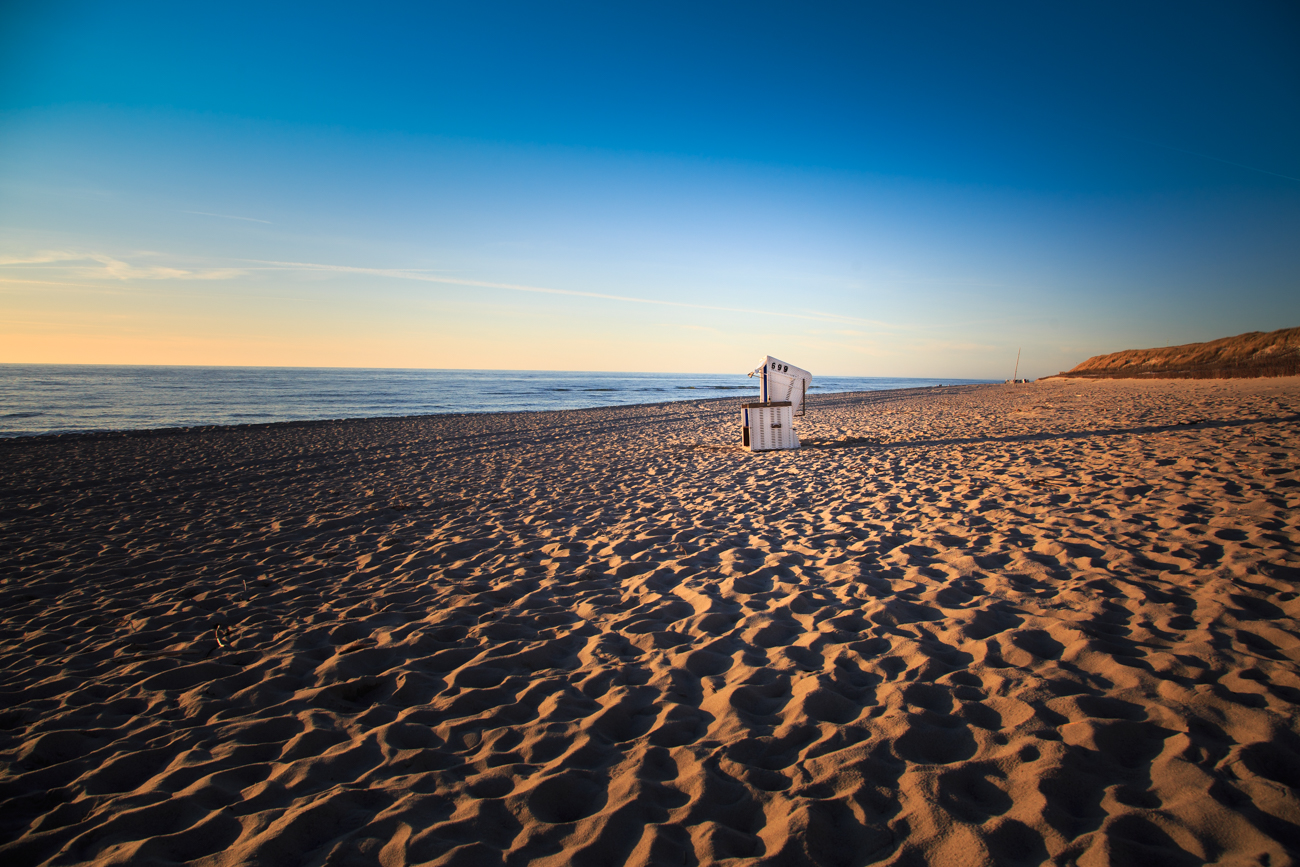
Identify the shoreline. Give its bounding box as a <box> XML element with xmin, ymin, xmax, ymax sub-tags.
<box><xmin>0</xmin><ymin>382</ymin><xmax>982</xmax><ymax>445</ymax></box>
<box><xmin>0</xmin><ymin>365</ymin><xmax>994</xmax><ymax>441</ymax></box>
<box><xmin>2</xmin><ymin>377</ymin><xmax>1298</xmax><ymax>865</ymax></box>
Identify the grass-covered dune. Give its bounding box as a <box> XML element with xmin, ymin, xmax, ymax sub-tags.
<box><xmin>1059</xmin><ymin>326</ymin><xmax>1300</xmax><ymax>379</ymax></box>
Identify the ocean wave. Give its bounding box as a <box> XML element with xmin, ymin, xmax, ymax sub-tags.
<box><xmin>0</xmin><ymin>365</ymin><xmax>994</xmax><ymax>437</ymax></box>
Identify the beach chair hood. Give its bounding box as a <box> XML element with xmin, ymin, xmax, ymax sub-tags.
<box><xmin>750</xmin><ymin>355</ymin><xmax>812</xmax><ymax>414</ymax></box>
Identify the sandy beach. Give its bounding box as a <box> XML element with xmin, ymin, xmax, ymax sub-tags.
<box><xmin>2</xmin><ymin>377</ymin><xmax>1299</xmax><ymax>866</ymax></box>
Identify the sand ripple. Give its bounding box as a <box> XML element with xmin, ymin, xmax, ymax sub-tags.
<box><xmin>2</xmin><ymin>377</ymin><xmax>1299</xmax><ymax>865</ymax></box>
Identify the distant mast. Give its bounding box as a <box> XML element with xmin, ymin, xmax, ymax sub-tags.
<box><xmin>1012</xmin><ymin>348</ymin><xmax>1021</xmax><ymax>383</ymax></box>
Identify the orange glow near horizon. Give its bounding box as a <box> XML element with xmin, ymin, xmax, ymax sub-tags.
<box><xmin>0</xmin><ymin>268</ymin><xmax>940</xmax><ymax>375</ymax></box>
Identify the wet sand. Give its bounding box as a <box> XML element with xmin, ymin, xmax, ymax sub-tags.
<box><xmin>2</xmin><ymin>377</ymin><xmax>1299</xmax><ymax>866</ymax></box>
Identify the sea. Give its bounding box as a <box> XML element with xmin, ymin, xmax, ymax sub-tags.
<box><xmin>0</xmin><ymin>365</ymin><xmax>993</xmax><ymax>438</ymax></box>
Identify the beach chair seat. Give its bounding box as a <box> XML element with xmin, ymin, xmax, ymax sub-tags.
<box><xmin>742</xmin><ymin>401</ymin><xmax>799</xmax><ymax>451</ymax></box>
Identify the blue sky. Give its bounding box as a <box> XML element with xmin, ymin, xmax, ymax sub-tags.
<box><xmin>2</xmin><ymin>1</ymin><xmax>1298</xmax><ymax>378</ymax></box>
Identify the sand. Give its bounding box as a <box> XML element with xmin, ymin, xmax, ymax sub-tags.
<box><xmin>2</xmin><ymin>377</ymin><xmax>1299</xmax><ymax>867</ymax></box>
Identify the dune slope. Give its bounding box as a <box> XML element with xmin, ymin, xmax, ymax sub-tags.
<box><xmin>1061</xmin><ymin>326</ymin><xmax>1300</xmax><ymax>379</ymax></box>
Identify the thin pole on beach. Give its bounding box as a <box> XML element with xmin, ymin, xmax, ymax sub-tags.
<box><xmin>1013</xmin><ymin>348</ymin><xmax>1021</xmax><ymax>382</ymax></box>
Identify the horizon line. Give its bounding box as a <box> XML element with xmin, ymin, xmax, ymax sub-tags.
<box><xmin>0</xmin><ymin>360</ymin><xmax>995</xmax><ymax>380</ymax></box>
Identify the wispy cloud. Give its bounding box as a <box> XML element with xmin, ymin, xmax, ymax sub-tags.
<box><xmin>0</xmin><ymin>252</ymin><xmax>83</xmax><ymax>266</ymax></box>
<box><xmin>0</xmin><ymin>251</ymin><xmax>244</xmax><ymax>281</ymax></box>
<box><xmin>0</xmin><ymin>278</ymin><xmax>122</xmax><ymax>291</ymax></box>
<box><xmin>183</xmin><ymin>211</ymin><xmax>273</xmax><ymax>224</ymax></box>
<box><xmin>88</xmin><ymin>253</ymin><xmax>246</xmax><ymax>281</ymax></box>
<box><xmin>245</xmin><ymin>259</ymin><xmax>894</xmax><ymax>329</ymax></box>
<box><xmin>1</xmin><ymin>250</ymin><xmax>914</xmax><ymax>333</ymax></box>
